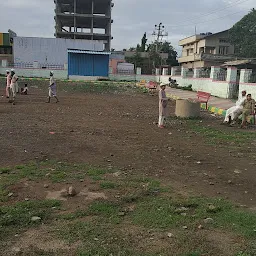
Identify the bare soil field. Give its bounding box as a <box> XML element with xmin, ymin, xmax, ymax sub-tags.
<box><xmin>0</xmin><ymin>80</ymin><xmax>255</xmax><ymax>256</ymax></box>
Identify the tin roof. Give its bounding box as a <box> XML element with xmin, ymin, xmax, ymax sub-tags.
<box><xmin>67</xmin><ymin>49</ymin><xmax>111</xmax><ymax>55</ymax></box>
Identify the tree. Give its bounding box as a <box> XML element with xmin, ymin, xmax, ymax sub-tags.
<box><xmin>125</xmin><ymin>51</ymin><xmax>144</xmax><ymax>69</ymax></box>
<box><xmin>129</xmin><ymin>47</ymin><xmax>136</xmax><ymax>51</ymax></box>
<box><xmin>147</xmin><ymin>41</ymin><xmax>178</xmax><ymax>66</ymax></box>
<box><xmin>136</xmin><ymin>44</ymin><xmax>141</xmax><ymax>51</ymax></box>
<box><xmin>160</xmin><ymin>41</ymin><xmax>178</xmax><ymax>66</ymax></box>
<box><xmin>229</xmin><ymin>9</ymin><xmax>256</xmax><ymax>57</ymax></box>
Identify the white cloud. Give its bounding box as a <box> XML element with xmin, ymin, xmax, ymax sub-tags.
<box><xmin>0</xmin><ymin>0</ymin><xmax>254</xmax><ymax>51</ymax></box>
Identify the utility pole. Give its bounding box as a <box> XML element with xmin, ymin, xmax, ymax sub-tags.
<box><xmin>152</xmin><ymin>22</ymin><xmax>168</xmax><ymax>53</ymax></box>
<box><xmin>152</xmin><ymin>23</ymin><xmax>168</xmax><ymax>75</ymax></box>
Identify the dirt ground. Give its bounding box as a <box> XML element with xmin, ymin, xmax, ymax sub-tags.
<box><xmin>0</xmin><ymin>80</ymin><xmax>255</xmax><ymax>208</ymax></box>
<box><xmin>1</xmin><ymin>80</ymin><xmax>256</xmax><ymax>256</ymax></box>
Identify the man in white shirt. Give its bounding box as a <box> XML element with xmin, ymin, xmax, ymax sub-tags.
<box><xmin>10</xmin><ymin>69</ymin><xmax>19</xmax><ymax>105</ymax></box>
<box><xmin>46</xmin><ymin>71</ymin><xmax>59</xmax><ymax>103</ymax></box>
<box><xmin>222</xmin><ymin>90</ymin><xmax>246</xmax><ymax>124</ymax></box>
<box><xmin>6</xmin><ymin>70</ymin><xmax>11</xmax><ymax>98</ymax></box>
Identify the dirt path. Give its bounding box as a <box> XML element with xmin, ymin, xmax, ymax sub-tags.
<box><xmin>0</xmin><ymin>84</ymin><xmax>256</xmax><ymax>207</ymax></box>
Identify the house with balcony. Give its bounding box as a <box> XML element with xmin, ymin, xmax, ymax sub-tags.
<box><xmin>0</xmin><ymin>31</ymin><xmax>13</xmax><ymax>67</ymax></box>
<box><xmin>178</xmin><ymin>30</ymin><xmax>235</xmax><ymax>68</ymax></box>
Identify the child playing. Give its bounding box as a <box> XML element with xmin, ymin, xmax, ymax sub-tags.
<box><xmin>21</xmin><ymin>84</ymin><xmax>28</xmax><ymax>95</ymax></box>
<box><xmin>158</xmin><ymin>83</ymin><xmax>169</xmax><ymax>128</ymax></box>
<box><xmin>46</xmin><ymin>71</ymin><xmax>59</xmax><ymax>103</ymax></box>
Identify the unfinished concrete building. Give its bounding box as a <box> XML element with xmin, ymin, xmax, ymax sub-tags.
<box><xmin>54</xmin><ymin>0</ymin><xmax>114</xmax><ymax>51</ymax></box>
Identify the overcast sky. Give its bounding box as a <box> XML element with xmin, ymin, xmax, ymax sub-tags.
<box><xmin>0</xmin><ymin>0</ymin><xmax>254</xmax><ymax>55</ymax></box>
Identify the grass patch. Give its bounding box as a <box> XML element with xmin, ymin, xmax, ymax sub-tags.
<box><xmin>183</xmin><ymin>253</ymin><xmax>201</xmax><ymax>256</ymax></box>
<box><xmin>0</xmin><ymin>200</ymin><xmax>61</xmax><ymax>243</ymax></box>
<box><xmin>0</xmin><ymin>167</ymin><xmax>11</xmax><ymax>174</ymax></box>
<box><xmin>0</xmin><ymin>161</ymin><xmax>113</xmax><ymax>202</ymax></box>
<box><xmin>58</xmin><ymin>201</ymin><xmax>121</xmax><ymax>223</ymax></box>
<box><xmin>131</xmin><ymin>196</ymin><xmax>256</xmax><ymax>238</ymax></box>
<box><xmin>0</xmin><ymin>200</ymin><xmax>61</xmax><ymax>228</ymax></box>
<box><xmin>1</xmin><ymin>160</ymin><xmax>254</xmax><ymax>255</ymax></box>
<box><xmin>188</xmin><ymin>120</ymin><xmax>253</xmax><ymax>145</ymax></box>
<box><xmin>100</xmin><ymin>181</ymin><xmax>118</xmax><ymax>189</ymax></box>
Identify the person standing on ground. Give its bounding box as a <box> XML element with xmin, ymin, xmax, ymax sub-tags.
<box><xmin>158</xmin><ymin>83</ymin><xmax>169</xmax><ymax>128</ymax></box>
<box><xmin>240</xmin><ymin>94</ymin><xmax>255</xmax><ymax>129</ymax></box>
<box><xmin>46</xmin><ymin>71</ymin><xmax>59</xmax><ymax>103</ymax></box>
<box><xmin>10</xmin><ymin>69</ymin><xmax>18</xmax><ymax>105</ymax></box>
<box><xmin>5</xmin><ymin>70</ymin><xmax>11</xmax><ymax>98</ymax></box>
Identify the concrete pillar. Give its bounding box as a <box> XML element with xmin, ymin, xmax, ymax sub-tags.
<box><xmin>1</xmin><ymin>59</ymin><xmax>8</xmax><ymax>67</ymax></box>
<box><xmin>162</xmin><ymin>68</ymin><xmax>168</xmax><ymax>76</ymax></box>
<box><xmin>226</xmin><ymin>67</ymin><xmax>237</xmax><ymax>82</ymax></box>
<box><xmin>155</xmin><ymin>68</ymin><xmax>160</xmax><ymax>76</ymax></box>
<box><xmin>136</xmin><ymin>67</ymin><xmax>142</xmax><ymax>75</ymax></box>
<box><xmin>240</xmin><ymin>69</ymin><xmax>252</xmax><ymax>83</ymax></box>
<box><xmin>181</xmin><ymin>67</ymin><xmax>188</xmax><ymax>78</ymax></box>
<box><xmin>210</xmin><ymin>66</ymin><xmax>221</xmax><ymax>80</ymax></box>
<box><xmin>33</xmin><ymin>61</ymin><xmax>39</xmax><ymax>69</ymax></box>
<box><xmin>193</xmin><ymin>68</ymin><xmax>201</xmax><ymax>78</ymax></box>
<box><xmin>171</xmin><ymin>67</ymin><xmax>179</xmax><ymax>76</ymax></box>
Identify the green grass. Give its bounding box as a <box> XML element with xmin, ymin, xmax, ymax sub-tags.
<box><xmin>131</xmin><ymin>197</ymin><xmax>256</xmax><ymax>238</ymax></box>
<box><xmin>21</xmin><ymin>79</ymin><xmax>139</xmax><ymax>95</ymax></box>
<box><xmin>188</xmin><ymin>120</ymin><xmax>253</xmax><ymax>145</ymax></box>
<box><xmin>0</xmin><ymin>200</ymin><xmax>61</xmax><ymax>228</ymax></box>
<box><xmin>1</xmin><ymin>160</ymin><xmax>255</xmax><ymax>255</ymax></box>
<box><xmin>0</xmin><ymin>200</ymin><xmax>61</xmax><ymax>243</ymax></box>
<box><xmin>57</xmin><ymin>220</ymin><xmax>155</xmax><ymax>256</ymax></box>
<box><xmin>87</xmin><ymin>201</ymin><xmax>120</xmax><ymax>217</ymax></box>
<box><xmin>0</xmin><ymin>161</ymin><xmax>113</xmax><ymax>202</ymax></box>
<box><xmin>100</xmin><ymin>181</ymin><xmax>118</xmax><ymax>189</ymax></box>
<box><xmin>183</xmin><ymin>253</ymin><xmax>201</xmax><ymax>256</ymax></box>
<box><xmin>0</xmin><ymin>167</ymin><xmax>11</xmax><ymax>174</ymax></box>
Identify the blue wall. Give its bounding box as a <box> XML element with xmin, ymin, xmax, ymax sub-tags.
<box><xmin>68</xmin><ymin>53</ymin><xmax>109</xmax><ymax>77</ymax></box>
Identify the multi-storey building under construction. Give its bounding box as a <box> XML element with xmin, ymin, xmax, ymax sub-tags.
<box><xmin>54</xmin><ymin>0</ymin><xmax>113</xmax><ymax>51</ymax></box>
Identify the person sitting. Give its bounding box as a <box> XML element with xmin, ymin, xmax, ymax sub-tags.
<box><xmin>222</xmin><ymin>90</ymin><xmax>246</xmax><ymax>124</ymax></box>
<box><xmin>240</xmin><ymin>94</ymin><xmax>255</xmax><ymax>129</ymax></box>
<box><xmin>21</xmin><ymin>84</ymin><xmax>28</xmax><ymax>95</ymax></box>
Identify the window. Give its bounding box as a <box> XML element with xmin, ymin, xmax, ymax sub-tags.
<box><xmin>190</xmin><ymin>48</ymin><xmax>194</xmax><ymax>54</ymax></box>
<box><xmin>0</xmin><ymin>46</ymin><xmax>12</xmax><ymax>55</ymax></box>
<box><xmin>219</xmin><ymin>38</ymin><xmax>229</xmax><ymax>43</ymax></box>
<box><xmin>187</xmin><ymin>49</ymin><xmax>190</xmax><ymax>56</ymax></box>
<box><xmin>219</xmin><ymin>46</ymin><xmax>229</xmax><ymax>55</ymax></box>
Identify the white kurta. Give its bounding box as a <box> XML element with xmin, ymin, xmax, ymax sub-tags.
<box><xmin>10</xmin><ymin>74</ymin><xmax>19</xmax><ymax>97</ymax></box>
<box><xmin>224</xmin><ymin>96</ymin><xmax>246</xmax><ymax>122</ymax></box>
<box><xmin>158</xmin><ymin>89</ymin><xmax>168</xmax><ymax>126</ymax></box>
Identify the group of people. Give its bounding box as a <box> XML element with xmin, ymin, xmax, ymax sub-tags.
<box><xmin>5</xmin><ymin>69</ymin><xmax>19</xmax><ymax>105</ymax></box>
<box><xmin>158</xmin><ymin>83</ymin><xmax>255</xmax><ymax>129</ymax></box>
<box><xmin>4</xmin><ymin>70</ymin><xmax>59</xmax><ymax>104</ymax></box>
<box><xmin>223</xmin><ymin>91</ymin><xmax>255</xmax><ymax>129</ymax></box>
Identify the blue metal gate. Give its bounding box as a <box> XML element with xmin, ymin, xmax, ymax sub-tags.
<box><xmin>68</xmin><ymin>50</ymin><xmax>110</xmax><ymax>77</ymax></box>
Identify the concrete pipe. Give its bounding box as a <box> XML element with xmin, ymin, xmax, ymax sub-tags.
<box><xmin>175</xmin><ymin>99</ymin><xmax>201</xmax><ymax>118</ymax></box>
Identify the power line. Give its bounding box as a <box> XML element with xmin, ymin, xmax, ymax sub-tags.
<box><xmin>168</xmin><ymin>8</ymin><xmax>249</xmax><ymax>28</ymax></box>
<box><xmin>168</xmin><ymin>0</ymin><xmax>251</xmax><ymax>27</ymax></box>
